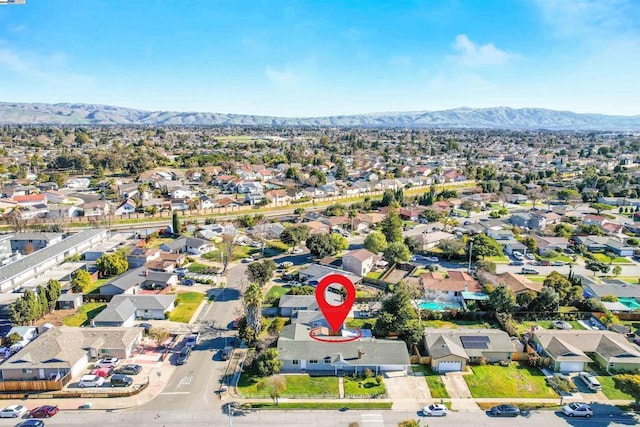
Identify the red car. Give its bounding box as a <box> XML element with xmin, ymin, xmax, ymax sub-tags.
<box><xmin>91</xmin><ymin>367</ymin><xmax>114</xmax><ymax>378</ymax></box>
<box><xmin>29</xmin><ymin>405</ymin><xmax>58</xmax><ymax>418</ymax></box>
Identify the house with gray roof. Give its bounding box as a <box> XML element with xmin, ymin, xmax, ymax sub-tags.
<box><xmin>98</xmin><ymin>268</ymin><xmax>177</xmax><ymax>295</ymax></box>
<box><xmin>9</xmin><ymin>232</ymin><xmax>64</xmax><ymax>254</ymax></box>
<box><xmin>423</xmin><ymin>328</ymin><xmax>515</xmax><ymax>373</ymax></box>
<box><xmin>92</xmin><ymin>294</ymin><xmax>176</xmax><ymax>327</ymax></box>
<box><xmin>92</xmin><ymin>298</ymin><xmax>137</xmax><ymax>327</ymax></box>
<box><xmin>278</xmin><ymin>295</ymin><xmax>318</xmax><ymax>317</ymax></box>
<box><xmin>0</xmin><ymin>326</ymin><xmax>142</xmax><ymax>385</ymax></box>
<box><xmin>532</xmin><ymin>329</ymin><xmax>640</xmax><ymax>373</ymax></box>
<box><xmin>277</xmin><ymin>323</ymin><xmax>409</xmax><ymax>375</ymax></box>
<box><xmin>580</xmin><ymin>276</ymin><xmax>640</xmax><ymax>299</ymax></box>
<box><xmin>160</xmin><ymin>236</ymin><xmax>216</xmax><ymax>255</ymax></box>
<box><xmin>298</xmin><ymin>264</ymin><xmax>362</xmax><ymax>287</ymax></box>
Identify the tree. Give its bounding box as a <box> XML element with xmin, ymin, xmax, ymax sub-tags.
<box><xmin>329</xmin><ymin>233</ymin><xmax>349</xmax><ymax>252</ymax></box>
<box><xmin>247</xmin><ymin>260</ymin><xmax>276</xmax><ymax>287</ymax></box>
<box><xmin>613</xmin><ymin>374</ymin><xmax>640</xmax><ymax>407</ymax></box>
<box><xmin>96</xmin><ymin>252</ymin><xmax>128</xmax><ymax>277</ymax></box>
<box><xmin>220</xmin><ymin>231</ymin><xmax>237</xmax><ymax>273</ymax></box>
<box><xmin>557</xmin><ymin>189</ymin><xmax>582</xmax><ymax>208</ymax></box>
<box><xmin>471</xmin><ymin>234</ymin><xmax>503</xmax><ymax>259</ymax></box>
<box><xmin>488</xmin><ymin>285</ymin><xmax>516</xmax><ymax>313</ymax></box>
<box><xmin>306</xmin><ymin>234</ymin><xmax>336</xmax><ymax>259</ymax></box>
<box><xmin>383</xmin><ymin>242</ymin><xmax>411</xmax><ymax>264</ymax></box>
<box><xmin>531</xmin><ymin>287</ymin><xmax>560</xmax><ymax>312</ymax></box>
<box><xmin>244</xmin><ymin>283</ymin><xmax>263</xmax><ymax>343</ymax></box>
<box><xmin>44</xmin><ymin>279</ymin><xmax>62</xmax><ymax>313</ymax></box>
<box><xmin>554</xmin><ymin>223</ymin><xmax>573</xmax><ymax>238</ymax></box>
<box><xmin>364</xmin><ymin>231</ymin><xmax>388</xmax><ymax>254</ymax></box>
<box><xmin>438</xmin><ymin>238</ymin><xmax>466</xmax><ymax>260</ymax></box>
<box><xmin>420</xmin><ymin>209</ymin><xmax>442</xmax><ymax>223</ymax></box>
<box><xmin>613</xmin><ymin>265</ymin><xmax>622</xmax><ymax>277</ymax></box>
<box><xmin>516</xmin><ymin>290</ymin><xmax>536</xmax><ymax>310</ymax></box>
<box><xmin>585</xmin><ymin>260</ymin><xmax>610</xmax><ymax>276</ymax></box>
<box><xmin>397</xmin><ymin>420</ymin><xmax>420</xmax><ymax>427</ymax></box>
<box><xmin>172</xmin><ymin>211</ymin><xmax>181</xmax><ymax>234</ymax></box>
<box><xmin>262</xmin><ymin>375</ymin><xmax>287</xmax><ymax>404</ymax></box>
<box><xmin>280</xmin><ymin>225</ymin><xmax>309</xmax><ymax>251</ymax></box>
<box><xmin>589</xmin><ymin>203</ymin><xmax>614</xmax><ymax>214</ymax></box>
<box><xmin>476</xmin><ymin>260</ymin><xmax>496</xmax><ymax>274</ymax></box>
<box><xmin>543</xmin><ymin>271</ymin><xmax>582</xmax><ymax>305</ymax></box>
<box><xmin>254</xmin><ymin>348</ymin><xmax>283</xmax><ymax>377</ymax></box>
<box><xmin>520</xmin><ymin>237</ymin><xmax>537</xmax><ymax>254</ymax></box>
<box><xmin>71</xmin><ymin>269</ymin><xmax>93</xmax><ymax>293</ymax></box>
<box><xmin>373</xmin><ymin>282</ymin><xmax>418</xmax><ymax>342</ymax></box>
<box><xmin>380</xmin><ymin>206</ymin><xmax>403</xmax><ymax>243</ymax></box>
<box><xmin>6</xmin><ymin>332</ymin><xmax>22</xmax><ymax>345</ymax></box>
<box><xmin>148</xmin><ymin>327</ymin><xmax>169</xmax><ymax>347</ymax></box>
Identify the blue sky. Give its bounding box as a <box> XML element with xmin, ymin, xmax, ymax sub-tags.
<box><xmin>0</xmin><ymin>0</ymin><xmax>638</xmax><ymax>116</ymax></box>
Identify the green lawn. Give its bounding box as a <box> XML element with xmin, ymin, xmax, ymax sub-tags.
<box><xmin>484</xmin><ymin>255</ymin><xmax>509</xmax><ymax>263</ymax></box>
<box><xmin>267</xmin><ymin>240</ymin><xmax>290</xmax><ymax>252</ymax></box>
<box><xmin>62</xmin><ymin>302</ymin><xmax>107</xmax><ymax>326</ymax></box>
<box><xmin>464</xmin><ymin>362</ymin><xmax>558</xmax><ymax>398</ymax></box>
<box><xmin>414</xmin><ymin>366</ymin><xmax>450</xmax><ymax>398</ymax></box>
<box><xmin>421</xmin><ymin>319</ymin><xmax>495</xmax><ymax>329</ymax></box>
<box><xmin>598</xmin><ymin>375</ymin><xmax>634</xmax><ymax>400</ymax></box>
<box><xmin>238</xmin><ymin>373</ymin><xmax>339</xmax><ymax>398</ymax></box>
<box><xmin>187</xmin><ymin>262</ymin><xmax>210</xmax><ymax>273</ymax></box>
<box><xmin>590</xmin><ymin>253</ymin><xmax>632</xmax><ymax>264</ymax></box>
<box><xmin>538</xmin><ymin>254</ymin><xmax>574</xmax><ymax>263</ymax></box>
<box><xmin>84</xmin><ymin>278</ymin><xmax>109</xmax><ymax>294</ymax></box>
<box><xmin>264</xmin><ymin>285</ymin><xmax>289</xmax><ymax>306</ymax></box>
<box><xmin>365</xmin><ymin>271</ymin><xmax>383</xmax><ymax>279</ymax></box>
<box><xmin>202</xmin><ymin>245</ymin><xmax>258</xmax><ymax>262</ymax></box>
<box><xmin>245</xmin><ymin>402</ymin><xmax>392</xmax><ymax>410</ymax></box>
<box><xmin>526</xmin><ymin>275</ymin><xmax>546</xmax><ymax>282</ymax></box>
<box><xmin>169</xmin><ymin>292</ymin><xmax>205</xmax><ymax>323</ymax></box>
<box><xmin>514</xmin><ymin>320</ymin><xmax>586</xmax><ymax>334</ymax></box>
<box><xmin>144</xmin><ymin>237</ymin><xmax>176</xmax><ymax>249</ymax></box>
<box><xmin>343</xmin><ymin>376</ymin><xmax>386</xmax><ymax>397</ymax></box>
<box><xmin>345</xmin><ymin>318</ymin><xmax>377</xmax><ymax>329</ymax></box>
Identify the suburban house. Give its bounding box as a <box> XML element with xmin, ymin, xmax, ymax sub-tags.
<box><xmin>6</xmin><ymin>326</ymin><xmax>38</xmax><ymax>348</ymax></box>
<box><xmin>9</xmin><ymin>232</ymin><xmax>64</xmax><ymax>253</ymax></box>
<box><xmin>127</xmin><ymin>247</ymin><xmax>161</xmax><ymax>268</ymax></box>
<box><xmin>114</xmin><ymin>199</ymin><xmax>137</xmax><ymax>215</ymax></box>
<box><xmin>92</xmin><ymin>294</ymin><xmax>176</xmax><ymax>327</ymax></box>
<box><xmin>278</xmin><ymin>295</ymin><xmax>318</xmax><ymax>317</ymax></box>
<box><xmin>248</xmin><ymin>222</ymin><xmax>286</xmax><ymax>239</ymax></box>
<box><xmin>412</xmin><ymin>231</ymin><xmax>455</xmax><ymax>251</ymax></box>
<box><xmin>532</xmin><ymin>330</ymin><xmax>640</xmax><ymax>373</ymax></box>
<box><xmin>160</xmin><ymin>236</ymin><xmax>216</xmax><ymax>255</ymax></box>
<box><xmin>579</xmin><ymin>276</ymin><xmax>640</xmax><ymax>299</ymax></box>
<box><xmin>534</xmin><ymin>236</ymin><xmax>569</xmax><ymax>256</ymax></box>
<box><xmin>341</xmin><ymin>249</ymin><xmax>378</xmax><ymax>276</ymax></box>
<box><xmin>0</xmin><ymin>326</ymin><xmax>143</xmax><ymax>383</ymax></box>
<box><xmin>98</xmin><ymin>268</ymin><xmax>178</xmax><ymax>295</ymax></box>
<box><xmin>495</xmin><ymin>272</ymin><xmax>543</xmax><ymax>295</ymax></box>
<box><xmin>420</xmin><ymin>271</ymin><xmax>481</xmax><ymax>298</ymax></box>
<box><xmin>298</xmin><ymin>264</ymin><xmax>362</xmax><ymax>287</ymax></box>
<box><xmin>82</xmin><ymin>200</ymin><xmax>110</xmax><ymax>217</ymax></box>
<box><xmin>277</xmin><ymin>323</ymin><xmax>410</xmax><ymax>375</ymax></box>
<box><xmin>423</xmin><ymin>328</ymin><xmax>515</xmax><ymax>373</ymax></box>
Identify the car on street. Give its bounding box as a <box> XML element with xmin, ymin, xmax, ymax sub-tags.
<box><xmin>176</xmin><ymin>346</ymin><xmax>191</xmax><ymax>365</ymax></box>
<box><xmin>550</xmin><ymin>261</ymin><xmax>565</xmax><ymax>266</ymax></box>
<box><xmin>17</xmin><ymin>420</ymin><xmax>45</xmax><ymax>427</ymax></box>
<box><xmin>562</xmin><ymin>402</ymin><xmax>593</xmax><ymax>417</ymax></box>
<box><xmin>489</xmin><ymin>404</ymin><xmax>520</xmax><ymax>417</ymax></box>
<box><xmin>292</xmin><ymin>248</ymin><xmax>304</xmax><ymax>254</ymax></box>
<box><xmin>280</xmin><ymin>261</ymin><xmax>294</xmax><ymax>268</ymax></box>
<box><xmin>422</xmin><ymin>404</ymin><xmax>448</xmax><ymax>416</ymax></box>
<box><xmin>510</xmin><ymin>261</ymin><xmax>524</xmax><ymax>266</ymax></box>
<box><xmin>78</xmin><ymin>374</ymin><xmax>105</xmax><ymax>388</ymax></box>
<box><xmin>29</xmin><ymin>405</ymin><xmax>58</xmax><ymax>418</ymax></box>
<box><xmin>95</xmin><ymin>357</ymin><xmax>120</xmax><ymax>368</ymax></box>
<box><xmin>114</xmin><ymin>364</ymin><xmax>142</xmax><ymax>375</ymax></box>
<box><xmin>241</xmin><ymin>258</ymin><xmax>253</xmax><ymax>263</ymax></box>
<box><xmin>0</xmin><ymin>405</ymin><xmax>28</xmax><ymax>418</ymax></box>
<box><xmin>186</xmin><ymin>333</ymin><xmax>200</xmax><ymax>348</ymax></box>
<box><xmin>182</xmin><ymin>278</ymin><xmax>195</xmax><ymax>286</ymax></box>
<box><xmin>425</xmin><ymin>256</ymin><xmax>439</xmax><ymax>263</ymax></box>
<box><xmin>222</xmin><ymin>345</ymin><xmax>234</xmax><ymax>360</ymax></box>
<box><xmin>578</xmin><ymin>372</ymin><xmax>601</xmax><ymax>391</ymax></box>
<box><xmin>110</xmin><ymin>374</ymin><xmax>133</xmax><ymax>387</ymax></box>
<box><xmin>521</xmin><ymin>268</ymin><xmax>539</xmax><ymax>274</ymax></box>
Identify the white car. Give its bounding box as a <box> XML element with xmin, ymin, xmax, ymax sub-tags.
<box><xmin>79</xmin><ymin>374</ymin><xmax>105</xmax><ymax>388</ymax></box>
<box><xmin>578</xmin><ymin>371</ymin><xmax>601</xmax><ymax>391</ymax></box>
<box><xmin>425</xmin><ymin>256</ymin><xmax>439</xmax><ymax>263</ymax></box>
<box><xmin>292</xmin><ymin>248</ymin><xmax>304</xmax><ymax>254</ymax></box>
<box><xmin>562</xmin><ymin>402</ymin><xmax>592</xmax><ymax>418</ymax></box>
<box><xmin>241</xmin><ymin>258</ymin><xmax>253</xmax><ymax>263</ymax></box>
<box><xmin>0</xmin><ymin>405</ymin><xmax>28</xmax><ymax>418</ymax></box>
<box><xmin>422</xmin><ymin>403</ymin><xmax>448</xmax><ymax>416</ymax></box>
<box><xmin>95</xmin><ymin>357</ymin><xmax>120</xmax><ymax>368</ymax></box>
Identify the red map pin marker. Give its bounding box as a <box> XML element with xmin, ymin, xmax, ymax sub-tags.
<box><xmin>315</xmin><ymin>274</ymin><xmax>356</xmax><ymax>334</ymax></box>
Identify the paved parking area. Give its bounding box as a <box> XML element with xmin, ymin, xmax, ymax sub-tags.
<box><xmin>384</xmin><ymin>371</ymin><xmax>430</xmax><ymax>410</ymax></box>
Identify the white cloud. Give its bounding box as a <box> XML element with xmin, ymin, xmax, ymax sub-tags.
<box><xmin>451</xmin><ymin>34</ymin><xmax>514</xmax><ymax>67</ymax></box>
<box><xmin>265</xmin><ymin>64</ymin><xmax>300</xmax><ymax>86</ymax></box>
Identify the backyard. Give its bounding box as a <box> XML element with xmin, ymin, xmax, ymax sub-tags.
<box><xmin>169</xmin><ymin>292</ymin><xmax>205</xmax><ymax>323</ymax></box>
<box><xmin>421</xmin><ymin>319</ymin><xmax>496</xmax><ymax>329</ymax></box>
<box><xmin>264</xmin><ymin>285</ymin><xmax>289</xmax><ymax>307</ymax></box>
<box><xmin>464</xmin><ymin>362</ymin><xmax>558</xmax><ymax>398</ymax></box>
<box><xmin>61</xmin><ymin>302</ymin><xmax>107</xmax><ymax>327</ymax></box>
<box><xmin>238</xmin><ymin>373</ymin><xmax>339</xmax><ymax>398</ymax></box>
<box><xmin>513</xmin><ymin>320</ymin><xmax>587</xmax><ymax>335</ymax></box>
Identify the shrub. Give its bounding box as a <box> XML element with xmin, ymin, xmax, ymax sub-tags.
<box><xmin>375</xmin><ymin>375</ymin><xmax>383</xmax><ymax>385</ymax></box>
<box><xmin>364</xmin><ymin>368</ymin><xmax>374</xmax><ymax>379</ymax></box>
<box><xmin>164</xmin><ymin>311</ymin><xmax>170</xmax><ymax>319</ymax></box>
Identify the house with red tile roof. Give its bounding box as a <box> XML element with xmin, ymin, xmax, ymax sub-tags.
<box><xmin>420</xmin><ymin>271</ymin><xmax>481</xmax><ymax>298</ymax></box>
<box><xmin>13</xmin><ymin>194</ymin><xmax>46</xmax><ymax>206</ymax></box>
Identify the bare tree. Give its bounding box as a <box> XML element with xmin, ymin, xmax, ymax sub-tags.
<box><xmin>220</xmin><ymin>230</ymin><xmax>237</xmax><ymax>273</ymax></box>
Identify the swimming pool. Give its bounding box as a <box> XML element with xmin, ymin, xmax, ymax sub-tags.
<box><xmin>417</xmin><ymin>300</ymin><xmax>462</xmax><ymax>311</ymax></box>
<box><xmin>619</xmin><ymin>297</ymin><xmax>640</xmax><ymax>310</ymax></box>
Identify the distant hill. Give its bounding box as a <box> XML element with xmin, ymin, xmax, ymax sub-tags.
<box><xmin>0</xmin><ymin>102</ymin><xmax>639</xmax><ymax>130</ymax></box>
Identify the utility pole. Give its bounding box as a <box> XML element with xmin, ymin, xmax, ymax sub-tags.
<box><xmin>468</xmin><ymin>238</ymin><xmax>474</xmax><ymax>273</ymax></box>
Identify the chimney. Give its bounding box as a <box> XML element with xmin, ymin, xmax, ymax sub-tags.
<box><xmin>357</xmin><ymin>348</ymin><xmax>365</xmax><ymax>359</ymax></box>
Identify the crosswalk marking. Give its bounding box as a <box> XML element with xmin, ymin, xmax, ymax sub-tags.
<box><xmin>360</xmin><ymin>413</ymin><xmax>384</xmax><ymax>425</ymax></box>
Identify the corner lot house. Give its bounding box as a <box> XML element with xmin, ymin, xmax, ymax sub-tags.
<box><xmin>0</xmin><ymin>326</ymin><xmax>142</xmax><ymax>383</ymax></box>
<box><xmin>277</xmin><ymin>324</ymin><xmax>410</xmax><ymax>375</ymax></box>
<box><xmin>423</xmin><ymin>328</ymin><xmax>515</xmax><ymax>373</ymax></box>
<box><xmin>99</xmin><ymin>268</ymin><xmax>177</xmax><ymax>295</ymax></box>
<box><xmin>532</xmin><ymin>330</ymin><xmax>640</xmax><ymax>373</ymax></box>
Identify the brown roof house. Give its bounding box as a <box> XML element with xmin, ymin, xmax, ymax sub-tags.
<box><xmin>420</xmin><ymin>271</ymin><xmax>481</xmax><ymax>299</ymax></box>
<box><xmin>342</xmin><ymin>249</ymin><xmax>379</xmax><ymax>276</ymax></box>
<box><xmin>495</xmin><ymin>272</ymin><xmax>543</xmax><ymax>295</ymax></box>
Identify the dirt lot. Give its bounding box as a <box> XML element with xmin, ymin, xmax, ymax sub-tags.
<box><xmin>384</xmin><ymin>267</ymin><xmax>411</xmax><ymax>284</ymax></box>
<box><xmin>35</xmin><ymin>309</ymin><xmax>76</xmax><ymax>327</ymax></box>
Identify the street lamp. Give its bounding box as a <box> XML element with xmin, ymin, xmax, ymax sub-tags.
<box><xmin>468</xmin><ymin>238</ymin><xmax>474</xmax><ymax>273</ymax></box>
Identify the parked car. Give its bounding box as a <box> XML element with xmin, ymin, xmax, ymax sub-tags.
<box><xmin>425</xmin><ymin>256</ymin><xmax>439</xmax><ymax>263</ymax></box>
<box><xmin>110</xmin><ymin>374</ymin><xmax>133</xmax><ymax>387</ymax></box>
<box><xmin>489</xmin><ymin>404</ymin><xmax>520</xmax><ymax>417</ymax></box>
<box><xmin>552</xmin><ymin>320</ymin><xmax>573</xmax><ymax>330</ymax></box>
<box><xmin>137</xmin><ymin>323</ymin><xmax>152</xmax><ymax>333</ymax></box>
<box><xmin>280</xmin><ymin>261</ymin><xmax>294</xmax><ymax>268</ymax></box>
<box><xmin>0</xmin><ymin>405</ymin><xmax>28</xmax><ymax>418</ymax></box>
<box><xmin>525</xmin><ymin>253</ymin><xmax>536</xmax><ymax>260</ymax></box>
<box><xmin>95</xmin><ymin>357</ymin><xmax>120</xmax><ymax>368</ymax></box>
<box><xmin>182</xmin><ymin>278</ymin><xmax>195</xmax><ymax>286</ymax></box>
<box><xmin>540</xmin><ymin>260</ymin><xmax>550</xmax><ymax>266</ymax></box>
<box><xmin>90</xmin><ymin>366</ymin><xmax>114</xmax><ymax>378</ymax></box>
<box><xmin>241</xmin><ymin>258</ymin><xmax>253</xmax><ymax>263</ymax></box>
<box><xmin>521</xmin><ymin>268</ymin><xmax>539</xmax><ymax>274</ymax></box>
<box><xmin>222</xmin><ymin>345</ymin><xmax>234</xmax><ymax>360</ymax></box>
<box><xmin>231</xmin><ymin>317</ymin><xmax>241</xmax><ymax>329</ymax></box>
<box><xmin>17</xmin><ymin>420</ymin><xmax>45</xmax><ymax>427</ymax></box>
<box><xmin>513</xmin><ymin>252</ymin><xmax>524</xmax><ymax>261</ymax></box>
<box><xmin>422</xmin><ymin>404</ymin><xmax>448</xmax><ymax>416</ymax></box>
<box><xmin>578</xmin><ymin>372</ymin><xmax>601</xmax><ymax>391</ymax></box>
<box><xmin>510</xmin><ymin>261</ymin><xmax>524</xmax><ymax>266</ymax></box>
<box><xmin>114</xmin><ymin>364</ymin><xmax>142</xmax><ymax>375</ymax></box>
<box><xmin>78</xmin><ymin>374</ymin><xmax>105</xmax><ymax>388</ymax></box>
<box><xmin>551</xmin><ymin>261</ymin><xmax>565</xmax><ymax>266</ymax></box>
<box><xmin>292</xmin><ymin>248</ymin><xmax>304</xmax><ymax>254</ymax></box>
<box><xmin>29</xmin><ymin>405</ymin><xmax>58</xmax><ymax>418</ymax></box>
<box><xmin>176</xmin><ymin>346</ymin><xmax>191</xmax><ymax>365</ymax></box>
<box><xmin>562</xmin><ymin>402</ymin><xmax>593</xmax><ymax>417</ymax></box>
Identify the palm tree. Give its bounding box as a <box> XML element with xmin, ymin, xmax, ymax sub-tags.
<box><xmin>244</xmin><ymin>283</ymin><xmax>263</xmax><ymax>343</ymax></box>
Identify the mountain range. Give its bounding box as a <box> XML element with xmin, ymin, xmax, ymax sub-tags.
<box><xmin>0</xmin><ymin>102</ymin><xmax>639</xmax><ymax>130</ymax></box>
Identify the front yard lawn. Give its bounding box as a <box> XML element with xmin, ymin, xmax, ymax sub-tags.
<box><xmin>187</xmin><ymin>262</ymin><xmax>210</xmax><ymax>273</ymax></box>
<box><xmin>464</xmin><ymin>362</ymin><xmax>558</xmax><ymax>398</ymax></box>
<box><xmin>62</xmin><ymin>302</ymin><xmax>107</xmax><ymax>326</ymax></box>
<box><xmin>598</xmin><ymin>375</ymin><xmax>634</xmax><ymax>400</ymax></box>
<box><xmin>169</xmin><ymin>292</ymin><xmax>205</xmax><ymax>323</ymax></box>
<box><xmin>238</xmin><ymin>373</ymin><xmax>339</xmax><ymax>398</ymax></box>
<box><xmin>343</xmin><ymin>376</ymin><xmax>386</xmax><ymax>397</ymax></box>
<box><xmin>590</xmin><ymin>253</ymin><xmax>632</xmax><ymax>264</ymax></box>
<box><xmin>484</xmin><ymin>255</ymin><xmax>509</xmax><ymax>263</ymax></box>
<box><xmin>412</xmin><ymin>366</ymin><xmax>449</xmax><ymax>398</ymax></box>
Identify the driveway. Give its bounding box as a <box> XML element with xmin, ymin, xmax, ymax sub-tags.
<box><xmin>384</xmin><ymin>371</ymin><xmax>430</xmax><ymax>410</ymax></box>
<box><xmin>442</xmin><ymin>372</ymin><xmax>472</xmax><ymax>398</ymax></box>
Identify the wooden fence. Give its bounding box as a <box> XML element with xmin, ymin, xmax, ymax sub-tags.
<box><xmin>0</xmin><ymin>372</ymin><xmax>72</xmax><ymax>392</ymax></box>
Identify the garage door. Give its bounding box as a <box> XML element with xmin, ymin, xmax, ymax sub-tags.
<box><xmin>438</xmin><ymin>361</ymin><xmax>462</xmax><ymax>373</ymax></box>
<box><xmin>559</xmin><ymin>362</ymin><xmax>584</xmax><ymax>373</ymax></box>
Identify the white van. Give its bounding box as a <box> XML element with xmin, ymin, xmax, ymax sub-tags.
<box><xmin>79</xmin><ymin>374</ymin><xmax>105</xmax><ymax>388</ymax></box>
<box><xmin>579</xmin><ymin>372</ymin><xmax>601</xmax><ymax>391</ymax></box>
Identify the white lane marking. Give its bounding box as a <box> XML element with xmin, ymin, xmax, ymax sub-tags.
<box><xmin>160</xmin><ymin>391</ymin><xmax>190</xmax><ymax>395</ymax></box>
